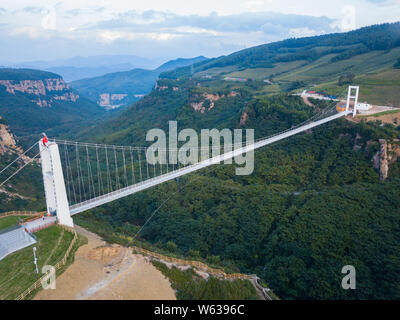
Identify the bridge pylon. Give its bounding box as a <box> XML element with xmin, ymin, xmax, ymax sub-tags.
<box><xmin>39</xmin><ymin>138</ymin><xmax>74</xmax><ymax>228</ymax></box>
<box><xmin>345</xmin><ymin>85</ymin><xmax>359</xmax><ymax>117</ymax></box>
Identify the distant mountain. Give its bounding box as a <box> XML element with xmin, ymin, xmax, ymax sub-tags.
<box><xmin>7</xmin><ymin>55</ymin><xmax>163</xmax><ymax>82</ymax></box>
<box><xmin>17</xmin><ymin>55</ymin><xmax>158</xmax><ymax>69</ymax></box>
<box><xmin>156</xmin><ymin>56</ymin><xmax>208</xmax><ymax>72</ymax></box>
<box><xmin>0</xmin><ymin>68</ymin><xmax>105</xmax><ymax>144</ymax></box>
<box><xmin>70</xmin><ymin>56</ymin><xmax>208</xmax><ymax>110</ymax></box>
<box><xmin>43</xmin><ymin>65</ymin><xmax>140</xmax><ymax>82</ymax></box>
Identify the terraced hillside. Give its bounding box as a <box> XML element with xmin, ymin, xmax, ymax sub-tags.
<box><xmin>161</xmin><ymin>23</ymin><xmax>400</xmax><ymax>105</ymax></box>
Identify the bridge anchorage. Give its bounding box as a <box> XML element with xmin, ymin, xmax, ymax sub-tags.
<box><xmin>34</xmin><ymin>86</ymin><xmax>358</xmax><ymax>229</ymax></box>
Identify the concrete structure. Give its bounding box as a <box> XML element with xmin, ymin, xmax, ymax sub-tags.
<box><xmin>346</xmin><ymin>86</ymin><xmax>359</xmax><ymax>117</ymax></box>
<box><xmin>0</xmin><ymin>228</ymin><xmax>37</xmax><ymax>261</ymax></box>
<box><xmin>40</xmin><ymin>139</ymin><xmax>74</xmax><ymax>228</ymax></box>
<box><xmin>356</xmin><ymin>102</ymin><xmax>371</xmax><ymax>111</ymax></box>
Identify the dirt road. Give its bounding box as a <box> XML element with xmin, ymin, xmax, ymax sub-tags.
<box><xmin>34</xmin><ymin>226</ymin><xmax>176</xmax><ymax>300</ymax></box>
<box><xmin>302</xmin><ymin>96</ymin><xmax>314</xmax><ymax>107</ymax></box>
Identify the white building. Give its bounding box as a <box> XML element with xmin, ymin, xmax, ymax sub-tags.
<box><xmin>356</xmin><ymin>102</ymin><xmax>371</xmax><ymax>111</ymax></box>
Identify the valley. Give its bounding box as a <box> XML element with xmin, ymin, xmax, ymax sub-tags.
<box><xmin>1</xmin><ymin>22</ymin><xmax>400</xmax><ymax>301</ymax></box>
<box><xmin>71</xmin><ymin>56</ymin><xmax>207</xmax><ymax>110</ymax></box>
<box><xmin>0</xmin><ymin>69</ymin><xmax>107</xmax><ymax>146</ymax></box>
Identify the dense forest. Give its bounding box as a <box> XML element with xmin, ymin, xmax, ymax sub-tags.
<box><xmin>75</xmin><ymin>80</ymin><xmax>400</xmax><ymax>299</ymax></box>
<box><xmin>151</xmin><ymin>261</ymin><xmax>260</xmax><ymax>300</ymax></box>
<box><xmin>0</xmin><ymin>116</ymin><xmax>45</xmax><ymax>212</ymax></box>
<box><xmin>0</xmin><ymin>149</ymin><xmax>44</xmax><ymax>212</ymax></box>
<box><xmin>0</xmin><ymin>68</ymin><xmax>60</xmax><ymax>81</ymax></box>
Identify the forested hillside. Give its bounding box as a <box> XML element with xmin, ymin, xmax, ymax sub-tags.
<box><xmin>2</xmin><ymin>23</ymin><xmax>400</xmax><ymax>300</ymax></box>
<box><xmin>161</xmin><ymin>23</ymin><xmax>400</xmax><ymax>104</ymax></box>
<box><xmin>0</xmin><ymin>69</ymin><xmax>106</xmax><ymax>208</ymax></box>
<box><xmin>0</xmin><ymin>68</ymin><xmax>106</xmax><ymax>146</ymax></box>
<box><xmin>163</xmin><ymin>23</ymin><xmax>400</xmax><ymax>78</ymax></box>
<box><xmin>77</xmin><ymin>74</ymin><xmax>400</xmax><ymax>299</ymax></box>
<box><xmin>0</xmin><ymin>117</ymin><xmax>44</xmax><ymax>212</ymax></box>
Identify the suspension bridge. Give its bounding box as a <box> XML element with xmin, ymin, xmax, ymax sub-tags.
<box><xmin>0</xmin><ymin>86</ymin><xmax>360</xmax><ymax>247</ymax></box>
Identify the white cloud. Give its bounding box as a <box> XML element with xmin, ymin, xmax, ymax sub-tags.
<box><xmin>9</xmin><ymin>26</ymin><xmax>49</xmax><ymax>39</ymax></box>
<box><xmin>244</xmin><ymin>0</ymin><xmax>274</xmax><ymax>12</ymax></box>
<box><xmin>0</xmin><ymin>0</ymin><xmax>399</xmax><ymax>62</ymax></box>
<box><xmin>97</xmin><ymin>30</ymin><xmax>181</xmax><ymax>44</ymax></box>
<box><xmin>171</xmin><ymin>26</ymin><xmax>219</xmax><ymax>36</ymax></box>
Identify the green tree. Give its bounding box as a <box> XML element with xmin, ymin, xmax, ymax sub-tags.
<box><xmin>394</xmin><ymin>58</ymin><xmax>400</xmax><ymax>69</ymax></box>
<box><xmin>338</xmin><ymin>73</ymin><xmax>355</xmax><ymax>86</ymax></box>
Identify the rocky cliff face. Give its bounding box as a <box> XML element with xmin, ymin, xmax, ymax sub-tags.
<box><xmin>0</xmin><ymin>118</ymin><xmax>31</xmax><ymax>164</ymax></box>
<box><xmin>190</xmin><ymin>91</ymin><xmax>240</xmax><ymax>113</ymax></box>
<box><xmin>0</xmin><ymin>118</ymin><xmax>32</xmax><ymax>199</ymax></box>
<box><xmin>372</xmin><ymin>139</ymin><xmax>400</xmax><ymax>181</ymax></box>
<box><xmin>0</xmin><ymin>78</ymin><xmax>79</xmax><ymax>107</ymax></box>
<box><xmin>0</xmin><ymin>120</ymin><xmax>22</xmax><ymax>156</ymax></box>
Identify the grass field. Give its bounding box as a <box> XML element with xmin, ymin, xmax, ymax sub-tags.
<box><xmin>277</xmin><ymin>48</ymin><xmax>400</xmax><ymax>84</ymax></box>
<box><xmin>0</xmin><ymin>216</ymin><xmax>22</xmax><ymax>230</ymax></box>
<box><xmin>0</xmin><ymin>225</ymin><xmax>85</xmax><ymax>300</ymax></box>
<box><xmin>199</xmin><ymin>48</ymin><xmax>400</xmax><ymax>86</ymax></box>
<box><xmin>314</xmin><ymin>68</ymin><xmax>400</xmax><ymax>106</ymax></box>
<box><xmin>194</xmin><ymin>47</ymin><xmax>400</xmax><ymax>103</ymax></box>
<box><xmin>227</xmin><ymin>60</ymin><xmax>307</xmax><ymax>81</ymax></box>
<box><xmin>356</xmin><ymin>69</ymin><xmax>400</xmax><ymax>106</ymax></box>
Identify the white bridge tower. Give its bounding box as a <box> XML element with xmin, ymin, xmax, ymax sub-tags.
<box><xmin>39</xmin><ymin>139</ymin><xmax>74</xmax><ymax>228</ymax></box>
<box><xmin>346</xmin><ymin>85</ymin><xmax>360</xmax><ymax>117</ymax></box>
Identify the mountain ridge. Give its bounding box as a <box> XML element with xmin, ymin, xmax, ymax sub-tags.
<box><xmin>70</xmin><ymin>56</ymin><xmax>208</xmax><ymax>110</ymax></box>
<box><xmin>7</xmin><ymin>55</ymin><xmax>162</xmax><ymax>82</ymax></box>
<box><xmin>160</xmin><ymin>22</ymin><xmax>400</xmax><ymax>96</ymax></box>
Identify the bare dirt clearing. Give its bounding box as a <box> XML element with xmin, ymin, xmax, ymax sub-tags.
<box><xmin>302</xmin><ymin>96</ymin><xmax>314</xmax><ymax>107</ymax></box>
<box><xmin>34</xmin><ymin>226</ymin><xmax>176</xmax><ymax>300</ymax></box>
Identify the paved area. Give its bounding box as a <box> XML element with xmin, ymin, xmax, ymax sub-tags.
<box><xmin>24</xmin><ymin>216</ymin><xmax>56</xmax><ymax>232</ymax></box>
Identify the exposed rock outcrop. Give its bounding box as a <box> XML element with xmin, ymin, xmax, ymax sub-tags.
<box><xmin>0</xmin><ymin>117</ymin><xmax>30</xmax><ymax>163</ymax></box>
<box><xmin>353</xmin><ymin>133</ymin><xmax>362</xmax><ymax>151</ymax></box>
<box><xmin>0</xmin><ymin>78</ymin><xmax>79</xmax><ymax>107</ymax></box>
<box><xmin>0</xmin><ymin>120</ymin><xmax>22</xmax><ymax>156</ymax></box>
<box><xmin>190</xmin><ymin>91</ymin><xmax>240</xmax><ymax>113</ymax></box>
<box><xmin>372</xmin><ymin>139</ymin><xmax>400</xmax><ymax>181</ymax></box>
<box><xmin>239</xmin><ymin>111</ymin><xmax>249</xmax><ymax>126</ymax></box>
<box><xmin>0</xmin><ymin>118</ymin><xmax>35</xmax><ymax>199</ymax></box>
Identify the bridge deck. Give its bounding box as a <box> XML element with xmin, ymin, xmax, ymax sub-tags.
<box><xmin>70</xmin><ymin>111</ymin><xmax>349</xmax><ymax>215</ymax></box>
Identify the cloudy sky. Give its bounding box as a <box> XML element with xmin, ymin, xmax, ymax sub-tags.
<box><xmin>0</xmin><ymin>0</ymin><xmax>399</xmax><ymax>64</ymax></box>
